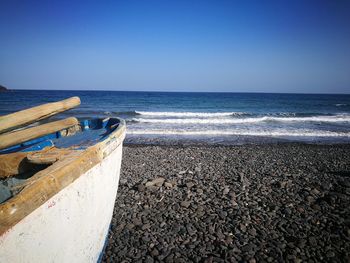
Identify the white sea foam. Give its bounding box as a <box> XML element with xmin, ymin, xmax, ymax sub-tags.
<box><xmin>335</xmin><ymin>104</ymin><xmax>347</xmax><ymax>107</ymax></box>
<box><xmin>135</xmin><ymin>111</ymin><xmax>244</xmax><ymax>117</ymax></box>
<box><xmin>132</xmin><ymin>115</ymin><xmax>350</xmax><ymax>124</ymax></box>
<box><xmin>128</xmin><ymin>129</ymin><xmax>350</xmax><ymax>137</ymax></box>
<box><xmin>132</xmin><ymin>117</ymin><xmax>257</xmax><ymax>124</ymax></box>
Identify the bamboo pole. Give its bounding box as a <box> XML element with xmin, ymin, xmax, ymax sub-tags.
<box><xmin>0</xmin><ymin>117</ymin><xmax>79</xmax><ymax>150</ymax></box>
<box><xmin>0</xmin><ymin>97</ymin><xmax>80</xmax><ymax>134</ymax></box>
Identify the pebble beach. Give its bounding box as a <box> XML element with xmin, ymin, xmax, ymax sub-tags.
<box><xmin>102</xmin><ymin>144</ymin><xmax>350</xmax><ymax>263</ymax></box>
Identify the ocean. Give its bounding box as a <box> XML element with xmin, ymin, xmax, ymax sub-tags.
<box><xmin>1</xmin><ymin>90</ymin><xmax>350</xmax><ymax>144</ymax></box>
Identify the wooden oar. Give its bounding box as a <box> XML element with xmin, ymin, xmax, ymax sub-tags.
<box><xmin>0</xmin><ymin>96</ymin><xmax>80</xmax><ymax>134</ymax></box>
<box><xmin>0</xmin><ymin>117</ymin><xmax>79</xmax><ymax>150</ymax></box>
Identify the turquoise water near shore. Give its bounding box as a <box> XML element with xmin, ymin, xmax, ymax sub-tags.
<box><xmin>1</xmin><ymin>90</ymin><xmax>350</xmax><ymax>144</ymax></box>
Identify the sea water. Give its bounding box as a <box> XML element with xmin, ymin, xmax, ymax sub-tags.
<box><xmin>1</xmin><ymin>90</ymin><xmax>350</xmax><ymax>144</ymax></box>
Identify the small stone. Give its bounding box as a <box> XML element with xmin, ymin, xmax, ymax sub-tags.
<box><xmin>241</xmin><ymin>243</ymin><xmax>255</xmax><ymax>253</ymax></box>
<box><xmin>119</xmin><ymin>178</ymin><xmax>127</xmax><ymax>185</ymax></box>
<box><xmin>186</xmin><ymin>182</ymin><xmax>195</xmax><ymax>189</ymax></box>
<box><xmin>179</xmin><ymin>170</ymin><xmax>186</xmax><ymax>175</ymax></box>
<box><xmin>146</xmin><ymin>177</ymin><xmax>165</xmax><ymax>187</ymax></box>
<box><xmin>197</xmin><ymin>188</ymin><xmax>203</xmax><ymax>195</ymax></box>
<box><xmin>326</xmin><ymin>251</ymin><xmax>335</xmax><ymax>258</ymax></box>
<box><xmin>153</xmin><ymin>177</ymin><xmax>165</xmax><ymax>187</ymax></box>
<box><xmin>297</xmin><ymin>239</ymin><xmax>306</xmax><ymax>248</ymax></box>
<box><xmin>151</xmin><ymin>248</ymin><xmax>159</xmax><ymax>257</ymax></box>
<box><xmin>146</xmin><ymin>185</ymin><xmax>159</xmax><ymax>192</ymax></box>
<box><xmin>197</xmin><ymin>206</ymin><xmax>204</xmax><ymax>212</ymax></box>
<box><xmin>165</xmin><ymin>254</ymin><xmax>174</xmax><ymax>263</ymax></box>
<box><xmin>203</xmin><ymin>256</ymin><xmax>213</xmax><ymax>263</ymax></box>
<box><xmin>306</xmin><ymin>195</ymin><xmax>314</xmax><ymax>203</ymax></box>
<box><xmin>132</xmin><ymin>218</ymin><xmax>142</xmax><ymax>226</ymax></box>
<box><xmin>186</xmin><ymin>223</ymin><xmax>196</xmax><ymax>235</ymax></box>
<box><xmin>223</xmin><ymin>187</ymin><xmax>230</xmax><ymax>195</ymax></box>
<box><xmin>145</xmin><ymin>256</ymin><xmax>154</xmax><ymax>263</ymax></box>
<box><xmin>137</xmin><ymin>184</ymin><xmax>145</xmax><ymax>192</ymax></box>
<box><xmin>279</xmin><ymin>181</ymin><xmax>288</xmax><ymax>188</ymax></box>
<box><xmin>142</xmin><ymin>223</ymin><xmax>151</xmax><ymax>230</ymax></box>
<box><xmin>308</xmin><ymin>236</ymin><xmax>317</xmax><ymax>246</ymax></box>
<box><xmin>283</xmin><ymin>207</ymin><xmax>292</xmax><ymax>216</ymax></box>
<box><xmin>126</xmin><ymin>223</ymin><xmax>135</xmax><ymax>230</ymax></box>
<box><xmin>297</xmin><ymin>207</ymin><xmax>304</xmax><ymax>213</ymax></box>
<box><xmin>219</xmin><ymin>210</ymin><xmax>227</xmax><ymax>219</ymax></box>
<box><xmin>240</xmin><ymin>224</ymin><xmax>247</xmax><ymax>232</ymax></box>
<box><xmin>312</xmin><ymin>204</ymin><xmax>321</xmax><ymax>211</ymax></box>
<box><xmin>231</xmin><ymin>199</ymin><xmax>238</xmax><ymax>207</ymax></box>
<box><xmin>216</xmin><ymin>230</ymin><xmax>225</xmax><ymax>240</ymax></box>
<box><xmin>164</xmin><ymin>182</ymin><xmax>173</xmax><ymax>188</ymax></box>
<box><xmin>180</xmin><ymin>201</ymin><xmax>191</xmax><ymax>208</ymax></box>
<box><xmin>248</xmin><ymin>228</ymin><xmax>257</xmax><ymax>236</ymax></box>
<box><xmin>145</xmin><ymin>181</ymin><xmax>153</xmax><ymax>187</ymax></box>
<box><xmin>311</xmin><ymin>188</ymin><xmax>320</xmax><ymax>195</ymax></box>
<box><xmin>225</xmin><ymin>236</ymin><xmax>233</xmax><ymax>244</ymax></box>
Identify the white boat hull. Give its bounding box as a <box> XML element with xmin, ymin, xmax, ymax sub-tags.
<box><xmin>0</xmin><ymin>140</ymin><xmax>123</xmax><ymax>262</ymax></box>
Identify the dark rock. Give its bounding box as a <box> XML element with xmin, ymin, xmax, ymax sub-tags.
<box><xmin>223</xmin><ymin>187</ymin><xmax>230</xmax><ymax>195</ymax></box>
<box><xmin>126</xmin><ymin>223</ymin><xmax>135</xmax><ymax>230</ymax></box>
<box><xmin>326</xmin><ymin>251</ymin><xmax>335</xmax><ymax>258</ymax></box>
<box><xmin>283</xmin><ymin>207</ymin><xmax>292</xmax><ymax>216</ymax></box>
<box><xmin>145</xmin><ymin>256</ymin><xmax>154</xmax><ymax>263</ymax></box>
<box><xmin>180</xmin><ymin>201</ymin><xmax>191</xmax><ymax>208</ymax></box>
<box><xmin>150</xmin><ymin>248</ymin><xmax>159</xmax><ymax>257</ymax></box>
<box><xmin>186</xmin><ymin>182</ymin><xmax>195</xmax><ymax>189</ymax></box>
<box><xmin>141</xmin><ymin>223</ymin><xmax>151</xmax><ymax>230</ymax></box>
<box><xmin>186</xmin><ymin>223</ymin><xmax>196</xmax><ymax>236</ymax></box>
<box><xmin>137</xmin><ymin>184</ymin><xmax>145</xmax><ymax>192</ymax></box>
<box><xmin>146</xmin><ymin>185</ymin><xmax>158</xmax><ymax>192</ymax></box>
<box><xmin>0</xmin><ymin>85</ymin><xmax>8</xmax><ymax>91</ymax></box>
<box><xmin>306</xmin><ymin>195</ymin><xmax>315</xmax><ymax>203</ymax></box>
<box><xmin>119</xmin><ymin>179</ymin><xmax>127</xmax><ymax>185</ymax></box>
<box><xmin>164</xmin><ymin>182</ymin><xmax>173</xmax><ymax>188</ymax></box>
<box><xmin>241</xmin><ymin>243</ymin><xmax>256</xmax><ymax>253</ymax></box>
<box><xmin>308</xmin><ymin>236</ymin><xmax>317</xmax><ymax>246</ymax></box>
<box><xmin>146</xmin><ymin>177</ymin><xmax>165</xmax><ymax>187</ymax></box>
<box><xmin>132</xmin><ymin>218</ymin><xmax>142</xmax><ymax>226</ymax></box>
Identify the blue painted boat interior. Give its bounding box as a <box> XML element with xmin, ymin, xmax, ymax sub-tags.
<box><xmin>0</xmin><ymin>118</ymin><xmax>121</xmax><ymax>154</ymax></box>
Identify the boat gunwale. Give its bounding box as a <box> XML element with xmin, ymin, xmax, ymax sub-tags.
<box><xmin>0</xmin><ymin>118</ymin><xmax>126</xmax><ymax>236</ymax></box>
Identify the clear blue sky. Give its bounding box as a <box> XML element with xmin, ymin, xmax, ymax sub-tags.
<box><xmin>0</xmin><ymin>0</ymin><xmax>349</xmax><ymax>93</ymax></box>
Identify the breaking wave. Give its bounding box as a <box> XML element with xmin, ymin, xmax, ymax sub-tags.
<box><xmin>135</xmin><ymin>111</ymin><xmax>246</xmax><ymax>117</ymax></box>
<box><xmin>132</xmin><ymin>114</ymin><xmax>350</xmax><ymax>124</ymax></box>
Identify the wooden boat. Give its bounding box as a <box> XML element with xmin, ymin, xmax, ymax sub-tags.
<box><xmin>0</xmin><ymin>97</ymin><xmax>126</xmax><ymax>262</ymax></box>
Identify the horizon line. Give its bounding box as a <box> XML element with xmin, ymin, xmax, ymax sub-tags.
<box><xmin>6</xmin><ymin>88</ymin><xmax>350</xmax><ymax>95</ymax></box>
